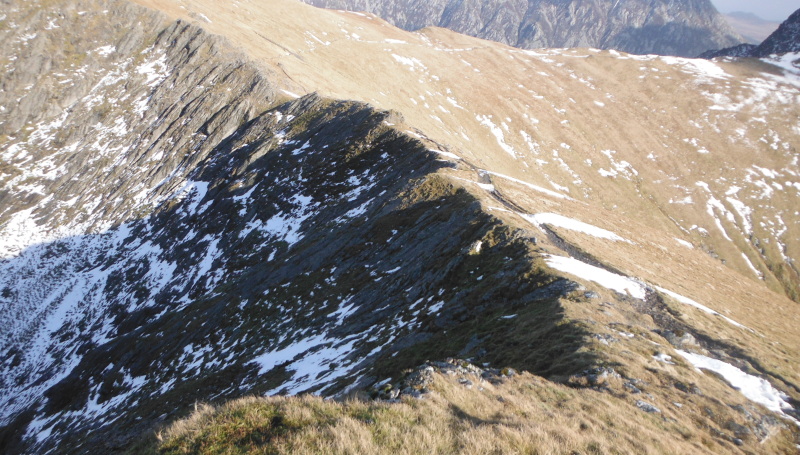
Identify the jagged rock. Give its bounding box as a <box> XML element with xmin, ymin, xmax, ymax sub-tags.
<box><xmin>698</xmin><ymin>43</ymin><xmax>758</xmax><ymax>59</ymax></box>
<box><xmin>725</xmin><ymin>420</ymin><xmax>751</xmax><ymax>440</ymax></box>
<box><xmin>500</xmin><ymin>367</ymin><xmax>518</xmax><ymax>378</ymax></box>
<box><xmin>371</xmin><ymin>359</ymin><xmax>515</xmax><ymax>400</ymax></box>
<box><xmin>662</xmin><ymin>330</ymin><xmax>698</xmax><ymax>349</ymax></box>
<box><xmin>674</xmin><ymin>381</ymin><xmax>702</xmax><ymax>395</ymax></box>
<box><xmin>592</xmin><ymin>333</ymin><xmax>618</xmax><ymax>345</ymax></box>
<box><xmin>624</xmin><ymin>381</ymin><xmax>642</xmax><ymax>394</ymax></box>
<box><xmin>567</xmin><ymin>367</ymin><xmax>621</xmax><ymax>388</ymax></box>
<box><xmin>636</xmin><ymin>400</ymin><xmax>662</xmax><ymax>413</ymax></box>
<box><xmin>752</xmin><ymin>8</ymin><xmax>800</xmax><ymax>57</ymax></box>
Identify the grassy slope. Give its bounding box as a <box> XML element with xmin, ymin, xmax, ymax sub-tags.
<box><xmin>132</xmin><ymin>371</ymin><xmax>798</xmax><ymax>454</ymax></box>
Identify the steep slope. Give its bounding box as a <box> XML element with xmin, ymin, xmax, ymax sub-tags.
<box><xmin>1</xmin><ymin>0</ymin><xmax>799</xmax><ymax>454</ymax></box>
<box><xmin>300</xmin><ymin>0</ymin><xmax>744</xmax><ymax>57</ymax></box>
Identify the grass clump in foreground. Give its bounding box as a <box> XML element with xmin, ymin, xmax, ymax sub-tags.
<box><xmin>131</xmin><ymin>371</ymin><xmax>797</xmax><ymax>455</ymax></box>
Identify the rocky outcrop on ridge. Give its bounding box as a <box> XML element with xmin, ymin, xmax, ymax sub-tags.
<box><xmin>698</xmin><ymin>43</ymin><xmax>757</xmax><ymax>59</ymax></box>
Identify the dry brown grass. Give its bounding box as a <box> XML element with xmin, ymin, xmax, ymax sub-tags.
<box><xmin>147</xmin><ymin>372</ymin><xmax>797</xmax><ymax>455</ymax></box>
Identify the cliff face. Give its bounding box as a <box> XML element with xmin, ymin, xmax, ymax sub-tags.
<box><xmin>301</xmin><ymin>0</ymin><xmax>743</xmax><ymax>57</ymax></box>
<box><xmin>1</xmin><ymin>0</ymin><xmax>799</xmax><ymax>454</ymax></box>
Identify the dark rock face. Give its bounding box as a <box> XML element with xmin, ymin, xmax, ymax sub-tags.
<box><xmin>301</xmin><ymin>0</ymin><xmax>743</xmax><ymax>57</ymax></box>
<box><xmin>698</xmin><ymin>43</ymin><xmax>757</xmax><ymax>59</ymax></box>
<box><xmin>0</xmin><ymin>1</ymin><xmax>583</xmax><ymax>453</ymax></box>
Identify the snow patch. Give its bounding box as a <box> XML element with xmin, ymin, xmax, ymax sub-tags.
<box><xmin>654</xmin><ymin>286</ymin><xmax>749</xmax><ymax>330</ymax></box>
<box><xmin>476</xmin><ymin>115</ymin><xmax>517</xmax><ymax>157</ymax></box>
<box><xmin>676</xmin><ymin>350</ymin><xmax>796</xmax><ymax>421</ymax></box>
<box><xmin>544</xmin><ymin>255</ymin><xmax>646</xmax><ymax>300</ymax></box>
<box><xmin>523</xmin><ymin>213</ymin><xmax>630</xmax><ymax>243</ymax></box>
<box><xmin>391</xmin><ymin>54</ymin><xmax>426</xmax><ymax>71</ymax></box>
<box><xmin>483</xmin><ymin>171</ymin><xmax>573</xmax><ymax>201</ymax></box>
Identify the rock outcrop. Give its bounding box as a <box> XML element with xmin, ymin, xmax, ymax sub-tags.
<box><xmin>698</xmin><ymin>43</ymin><xmax>757</xmax><ymax>58</ymax></box>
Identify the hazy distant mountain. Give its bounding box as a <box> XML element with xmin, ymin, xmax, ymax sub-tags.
<box><xmin>300</xmin><ymin>0</ymin><xmax>744</xmax><ymax>57</ymax></box>
<box><xmin>723</xmin><ymin>11</ymin><xmax>781</xmax><ymax>43</ymax></box>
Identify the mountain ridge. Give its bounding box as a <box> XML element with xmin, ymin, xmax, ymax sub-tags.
<box><xmin>752</xmin><ymin>8</ymin><xmax>800</xmax><ymax>57</ymax></box>
<box><xmin>1</xmin><ymin>0</ymin><xmax>799</xmax><ymax>453</ymax></box>
<box><xmin>299</xmin><ymin>0</ymin><xmax>744</xmax><ymax>57</ymax></box>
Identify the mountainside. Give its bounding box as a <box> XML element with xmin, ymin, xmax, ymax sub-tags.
<box><xmin>723</xmin><ymin>12</ymin><xmax>781</xmax><ymax>43</ymax></box>
<box><xmin>701</xmin><ymin>8</ymin><xmax>800</xmax><ymax>59</ymax></box>
<box><xmin>299</xmin><ymin>0</ymin><xmax>744</xmax><ymax>57</ymax></box>
<box><xmin>752</xmin><ymin>8</ymin><xmax>800</xmax><ymax>57</ymax></box>
<box><xmin>1</xmin><ymin>0</ymin><xmax>799</xmax><ymax>454</ymax></box>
